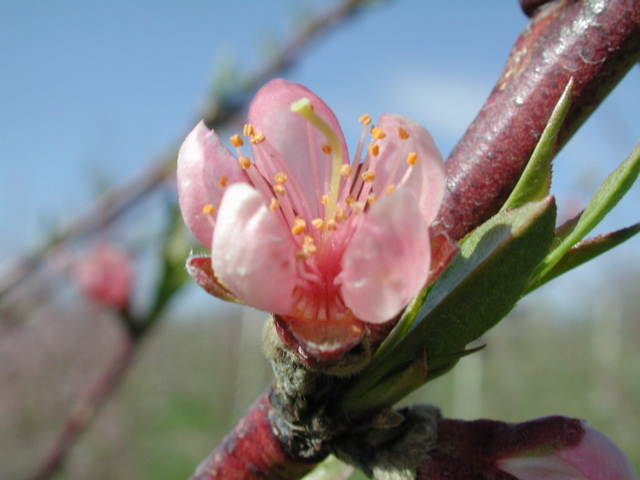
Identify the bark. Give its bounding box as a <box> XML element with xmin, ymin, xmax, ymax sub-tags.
<box><xmin>193</xmin><ymin>1</ymin><xmax>640</xmax><ymax>478</ymax></box>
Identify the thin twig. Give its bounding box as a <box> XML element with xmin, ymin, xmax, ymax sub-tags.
<box><xmin>29</xmin><ymin>335</ymin><xmax>138</xmax><ymax>480</ymax></box>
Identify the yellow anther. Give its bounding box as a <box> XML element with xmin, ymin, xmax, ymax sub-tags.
<box><xmin>239</xmin><ymin>156</ymin><xmax>252</xmax><ymax>169</ymax></box>
<box><xmin>312</xmin><ymin>218</ymin><xmax>325</xmax><ymax>230</ymax></box>
<box><xmin>321</xmin><ymin>195</ymin><xmax>329</xmax><ymax>205</ymax></box>
<box><xmin>346</xmin><ymin>194</ymin><xmax>357</xmax><ymax>206</ymax></box>
<box><xmin>351</xmin><ymin>201</ymin><xmax>364</xmax><ymax>214</ymax></box>
<box><xmin>250</xmin><ymin>131</ymin><xmax>266</xmax><ymax>144</ymax></box>
<box><xmin>230</xmin><ymin>134</ymin><xmax>244</xmax><ymax>147</ymax></box>
<box><xmin>367</xmin><ymin>193</ymin><xmax>378</xmax><ymax>205</ymax></box>
<box><xmin>303</xmin><ymin>235</ymin><xmax>317</xmax><ymax>255</ymax></box>
<box><xmin>398</xmin><ymin>128</ymin><xmax>410</xmax><ymax>139</ymax></box>
<box><xmin>322</xmin><ymin>144</ymin><xmax>332</xmax><ymax>155</ymax></box>
<box><xmin>407</xmin><ymin>152</ymin><xmax>418</xmax><ymax>165</ymax></box>
<box><xmin>202</xmin><ymin>204</ymin><xmax>216</xmax><ymax>215</ymax></box>
<box><xmin>220</xmin><ymin>175</ymin><xmax>228</xmax><ymax>187</ymax></box>
<box><xmin>340</xmin><ymin>164</ymin><xmax>353</xmax><ymax>178</ymax></box>
<box><xmin>335</xmin><ymin>205</ymin><xmax>347</xmax><ymax>223</ymax></box>
<box><xmin>387</xmin><ymin>184</ymin><xmax>396</xmax><ymax>194</ymax></box>
<box><xmin>243</xmin><ymin>124</ymin><xmax>255</xmax><ymax>137</ymax></box>
<box><xmin>359</xmin><ymin>113</ymin><xmax>372</xmax><ymax>126</ymax></box>
<box><xmin>362</xmin><ymin>170</ymin><xmax>376</xmax><ymax>182</ymax></box>
<box><xmin>291</xmin><ymin>217</ymin><xmax>307</xmax><ymax>235</ymax></box>
<box><xmin>269</xmin><ymin>198</ymin><xmax>280</xmax><ymax>210</ymax></box>
<box><xmin>326</xmin><ymin>219</ymin><xmax>337</xmax><ymax>231</ymax></box>
<box><xmin>275</xmin><ymin>172</ymin><xmax>287</xmax><ymax>185</ymax></box>
<box><xmin>368</xmin><ymin>144</ymin><xmax>380</xmax><ymax>157</ymax></box>
<box><xmin>371</xmin><ymin>126</ymin><xmax>387</xmax><ymax>140</ymax></box>
<box><xmin>274</xmin><ymin>184</ymin><xmax>286</xmax><ymax>195</ymax></box>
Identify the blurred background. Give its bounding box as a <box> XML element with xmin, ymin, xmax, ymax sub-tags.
<box><xmin>1</xmin><ymin>1</ymin><xmax>639</xmax><ymax>479</ymax></box>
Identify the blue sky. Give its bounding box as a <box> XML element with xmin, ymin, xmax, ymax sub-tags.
<box><xmin>1</xmin><ymin>1</ymin><xmax>639</xmax><ymax>313</ymax></box>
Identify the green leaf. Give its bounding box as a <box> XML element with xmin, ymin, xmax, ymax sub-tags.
<box><xmin>502</xmin><ymin>78</ymin><xmax>573</xmax><ymax>210</ymax></box>
<box><xmin>528</xmin><ymin>222</ymin><xmax>640</xmax><ymax>292</ymax></box>
<box><xmin>531</xmin><ymin>141</ymin><xmax>640</xmax><ymax>285</ymax></box>
<box><xmin>341</xmin><ymin>197</ymin><xmax>556</xmax><ymax>415</ymax></box>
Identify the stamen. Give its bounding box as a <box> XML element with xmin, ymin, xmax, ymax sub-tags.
<box><xmin>322</xmin><ymin>144</ymin><xmax>332</xmax><ymax>154</ymax></box>
<box><xmin>371</xmin><ymin>126</ymin><xmax>386</xmax><ymax>140</ymax></box>
<box><xmin>340</xmin><ymin>164</ymin><xmax>353</xmax><ymax>178</ymax></box>
<box><xmin>269</xmin><ymin>198</ymin><xmax>280</xmax><ymax>210</ymax></box>
<box><xmin>202</xmin><ymin>204</ymin><xmax>216</xmax><ymax>215</ymax></box>
<box><xmin>220</xmin><ymin>175</ymin><xmax>228</xmax><ymax>187</ymax></box>
<box><xmin>275</xmin><ymin>172</ymin><xmax>287</xmax><ymax>185</ymax></box>
<box><xmin>368</xmin><ymin>144</ymin><xmax>380</xmax><ymax>157</ymax></box>
<box><xmin>230</xmin><ymin>134</ymin><xmax>244</xmax><ymax>147</ymax></box>
<box><xmin>239</xmin><ymin>156</ymin><xmax>252</xmax><ymax>170</ymax></box>
<box><xmin>335</xmin><ymin>205</ymin><xmax>347</xmax><ymax>223</ymax></box>
<box><xmin>407</xmin><ymin>152</ymin><xmax>418</xmax><ymax>165</ymax></box>
<box><xmin>359</xmin><ymin>113</ymin><xmax>372</xmax><ymax>126</ymax></box>
<box><xmin>312</xmin><ymin>218</ymin><xmax>325</xmax><ymax>230</ymax></box>
<box><xmin>367</xmin><ymin>193</ymin><xmax>377</xmax><ymax>205</ymax></box>
<box><xmin>250</xmin><ymin>131</ymin><xmax>266</xmax><ymax>144</ymax></box>
<box><xmin>292</xmin><ymin>217</ymin><xmax>307</xmax><ymax>235</ymax></box>
<box><xmin>243</xmin><ymin>124</ymin><xmax>255</xmax><ymax>137</ymax></box>
<box><xmin>274</xmin><ymin>184</ymin><xmax>286</xmax><ymax>195</ymax></box>
<box><xmin>291</xmin><ymin>97</ymin><xmax>344</xmax><ymax>225</ymax></box>
<box><xmin>345</xmin><ymin>195</ymin><xmax>357</xmax><ymax>206</ymax></box>
<box><xmin>362</xmin><ymin>170</ymin><xmax>376</xmax><ymax>182</ymax></box>
<box><xmin>326</xmin><ymin>219</ymin><xmax>337</xmax><ymax>231</ymax></box>
<box><xmin>387</xmin><ymin>184</ymin><xmax>396</xmax><ymax>194</ymax></box>
<box><xmin>398</xmin><ymin>127</ymin><xmax>410</xmax><ymax>140</ymax></box>
<box><xmin>321</xmin><ymin>195</ymin><xmax>329</xmax><ymax>205</ymax></box>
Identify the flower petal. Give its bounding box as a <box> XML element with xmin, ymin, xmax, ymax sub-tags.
<box><xmin>373</xmin><ymin>114</ymin><xmax>446</xmax><ymax>225</ymax></box>
<box><xmin>339</xmin><ymin>189</ymin><xmax>431</xmax><ymax>324</ymax></box>
<box><xmin>498</xmin><ymin>423</ymin><xmax>639</xmax><ymax>480</ymax></box>
<box><xmin>557</xmin><ymin>426</ymin><xmax>639</xmax><ymax>480</ymax></box>
<box><xmin>177</xmin><ymin>121</ymin><xmax>247</xmax><ymax>247</ymax></box>
<box><xmin>248</xmin><ymin>79</ymin><xmax>350</xmax><ymax>218</ymax></box>
<box><xmin>212</xmin><ymin>183</ymin><xmax>298</xmax><ymax>314</ymax></box>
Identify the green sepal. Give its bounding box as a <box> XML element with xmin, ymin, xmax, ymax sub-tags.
<box><xmin>341</xmin><ymin>197</ymin><xmax>556</xmax><ymax>415</ymax></box>
<box><xmin>502</xmin><ymin>78</ymin><xmax>573</xmax><ymax>210</ymax></box>
<box><xmin>530</xmin><ymin>141</ymin><xmax>640</xmax><ymax>286</ymax></box>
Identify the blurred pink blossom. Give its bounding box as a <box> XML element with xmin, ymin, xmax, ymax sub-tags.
<box><xmin>177</xmin><ymin>79</ymin><xmax>445</xmax><ymax>357</ymax></box>
<box><xmin>498</xmin><ymin>423</ymin><xmax>639</xmax><ymax>480</ymax></box>
<box><xmin>73</xmin><ymin>244</ymin><xmax>134</xmax><ymax>309</ymax></box>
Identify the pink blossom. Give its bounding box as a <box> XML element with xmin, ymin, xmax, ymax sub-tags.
<box><xmin>418</xmin><ymin>417</ymin><xmax>638</xmax><ymax>480</ymax></box>
<box><xmin>177</xmin><ymin>79</ymin><xmax>445</xmax><ymax>355</ymax></box>
<box><xmin>73</xmin><ymin>244</ymin><xmax>134</xmax><ymax>309</ymax></box>
<box><xmin>498</xmin><ymin>424</ymin><xmax>639</xmax><ymax>480</ymax></box>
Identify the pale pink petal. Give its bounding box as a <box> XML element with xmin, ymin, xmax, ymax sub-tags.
<box><xmin>177</xmin><ymin>121</ymin><xmax>247</xmax><ymax>247</ymax></box>
<box><xmin>373</xmin><ymin>114</ymin><xmax>446</xmax><ymax>225</ymax></box>
<box><xmin>557</xmin><ymin>426</ymin><xmax>639</xmax><ymax>480</ymax></box>
<box><xmin>248</xmin><ymin>79</ymin><xmax>349</xmax><ymax>217</ymax></box>
<box><xmin>212</xmin><ymin>183</ymin><xmax>298</xmax><ymax>314</ymax></box>
<box><xmin>74</xmin><ymin>244</ymin><xmax>134</xmax><ymax>309</ymax></box>
<box><xmin>339</xmin><ymin>189</ymin><xmax>430</xmax><ymax>323</ymax></box>
<box><xmin>498</xmin><ymin>425</ymin><xmax>639</xmax><ymax>480</ymax></box>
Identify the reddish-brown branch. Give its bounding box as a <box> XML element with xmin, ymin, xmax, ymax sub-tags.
<box><xmin>29</xmin><ymin>335</ymin><xmax>138</xmax><ymax>480</ymax></box>
<box><xmin>437</xmin><ymin>0</ymin><xmax>640</xmax><ymax>241</ymax></box>
<box><xmin>190</xmin><ymin>389</ymin><xmax>319</xmax><ymax>480</ymax></box>
<box><xmin>198</xmin><ymin>2</ymin><xmax>640</xmax><ymax>479</ymax></box>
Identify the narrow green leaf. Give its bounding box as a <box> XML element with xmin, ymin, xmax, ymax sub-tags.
<box><xmin>503</xmin><ymin>78</ymin><xmax>573</xmax><ymax>210</ymax></box>
<box><xmin>531</xmin><ymin>142</ymin><xmax>640</xmax><ymax>283</ymax></box>
<box><xmin>341</xmin><ymin>197</ymin><xmax>556</xmax><ymax>414</ymax></box>
<box><xmin>528</xmin><ymin>222</ymin><xmax>640</xmax><ymax>292</ymax></box>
